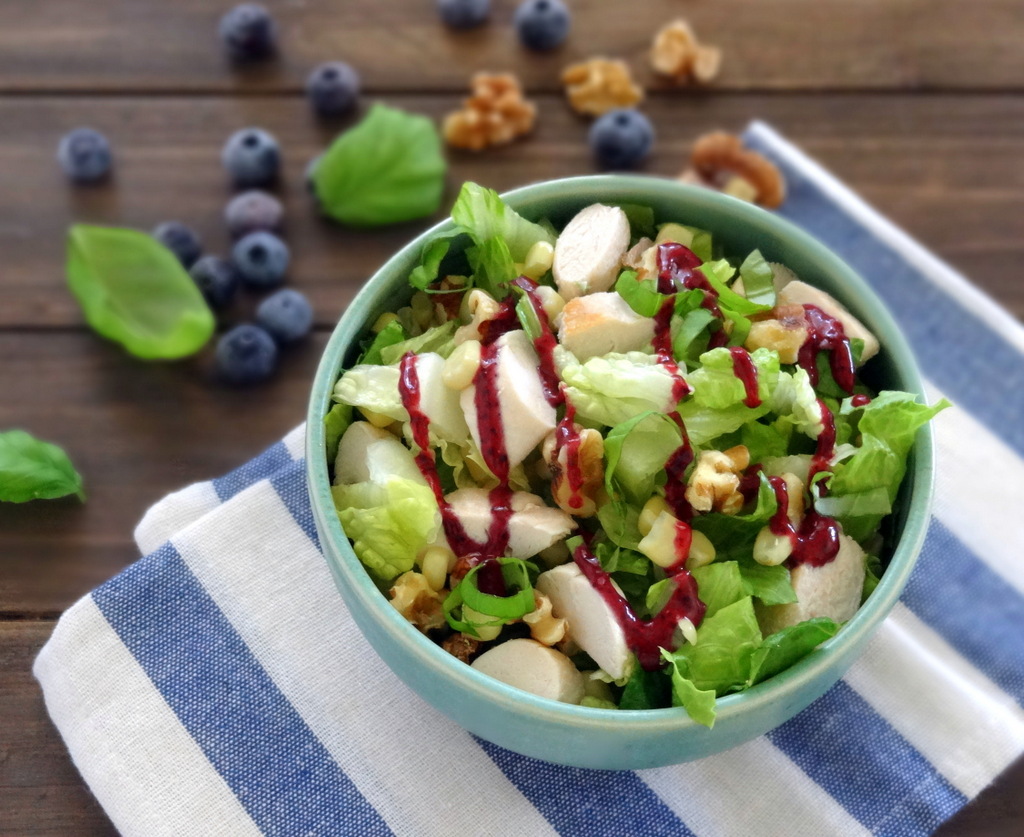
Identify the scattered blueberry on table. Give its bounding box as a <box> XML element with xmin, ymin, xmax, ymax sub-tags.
<box><xmin>151</xmin><ymin>221</ymin><xmax>203</xmax><ymax>268</ymax></box>
<box><xmin>589</xmin><ymin>108</ymin><xmax>655</xmax><ymax>169</ymax></box>
<box><xmin>438</xmin><ymin>0</ymin><xmax>491</xmax><ymax>29</ymax></box>
<box><xmin>219</xmin><ymin>3</ymin><xmax>277</xmax><ymax>62</ymax></box>
<box><xmin>232</xmin><ymin>231</ymin><xmax>290</xmax><ymax>289</ymax></box>
<box><xmin>224</xmin><ymin>190</ymin><xmax>284</xmax><ymax>238</ymax></box>
<box><xmin>215</xmin><ymin>323</ymin><xmax>279</xmax><ymax>384</ymax></box>
<box><xmin>514</xmin><ymin>0</ymin><xmax>571</xmax><ymax>51</ymax></box>
<box><xmin>222</xmin><ymin>128</ymin><xmax>281</xmax><ymax>188</ymax></box>
<box><xmin>189</xmin><ymin>256</ymin><xmax>240</xmax><ymax>310</ymax></box>
<box><xmin>256</xmin><ymin>289</ymin><xmax>314</xmax><ymax>343</ymax></box>
<box><xmin>57</xmin><ymin>127</ymin><xmax>112</xmax><ymax>182</ymax></box>
<box><xmin>306</xmin><ymin>62</ymin><xmax>361</xmax><ymax>117</ymax></box>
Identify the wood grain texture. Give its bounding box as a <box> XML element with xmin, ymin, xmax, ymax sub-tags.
<box><xmin>2</xmin><ymin>0</ymin><xmax>1023</xmax><ymax>831</ymax></box>
<box><xmin>0</xmin><ymin>622</ymin><xmax>119</xmax><ymax>836</ymax></box>
<box><xmin>0</xmin><ymin>331</ymin><xmax>326</xmax><ymax>613</ymax></box>
<box><xmin>2</xmin><ymin>94</ymin><xmax>1022</xmax><ymax>329</ymax></box>
<box><xmin>1</xmin><ymin>0</ymin><xmax>1022</xmax><ymax>92</ymax></box>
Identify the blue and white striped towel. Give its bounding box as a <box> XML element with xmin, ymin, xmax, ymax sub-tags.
<box><xmin>34</xmin><ymin>122</ymin><xmax>1024</xmax><ymax>837</ymax></box>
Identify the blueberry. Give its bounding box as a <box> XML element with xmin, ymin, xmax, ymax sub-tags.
<box><xmin>305</xmin><ymin>62</ymin><xmax>360</xmax><ymax>117</ymax></box>
<box><xmin>256</xmin><ymin>289</ymin><xmax>313</xmax><ymax>343</ymax></box>
<box><xmin>224</xmin><ymin>190</ymin><xmax>284</xmax><ymax>238</ymax></box>
<box><xmin>57</xmin><ymin>127</ymin><xmax>112</xmax><ymax>182</ymax></box>
<box><xmin>222</xmin><ymin>128</ymin><xmax>280</xmax><ymax>188</ymax></box>
<box><xmin>152</xmin><ymin>221</ymin><xmax>202</xmax><ymax>268</ymax></box>
<box><xmin>514</xmin><ymin>0</ymin><xmax>570</xmax><ymax>51</ymax></box>
<box><xmin>438</xmin><ymin>0</ymin><xmax>490</xmax><ymax>29</ymax></box>
<box><xmin>232</xmin><ymin>231</ymin><xmax>290</xmax><ymax>288</ymax></box>
<box><xmin>589</xmin><ymin>109</ymin><xmax>655</xmax><ymax>170</ymax></box>
<box><xmin>190</xmin><ymin>256</ymin><xmax>240</xmax><ymax>309</ymax></box>
<box><xmin>219</xmin><ymin>3</ymin><xmax>276</xmax><ymax>62</ymax></box>
<box><xmin>216</xmin><ymin>324</ymin><xmax>278</xmax><ymax>385</ymax></box>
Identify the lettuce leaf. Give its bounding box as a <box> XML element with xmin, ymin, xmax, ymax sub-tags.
<box><xmin>687</xmin><ymin>346</ymin><xmax>781</xmax><ymax>410</ymax></box>
<box><xmin>738</xmin><ymin>249</ymin><xmax>776</xmax><ymax>307</ymax></box>
<box><xmin>332</xmin><ymin>364</ymin><xmax>407</xmax><ymax>422</ymax></box>
<box><xmin>828</xmin><ymin>392</ymin><xmax>950</xmax><ymax>540</ymax></box>
<box><xmin>359</xmin><ymin>319</ymin><xmax>407</xmax><ymax>365</ymax></box>
<box><xmin>378</xmin><ymin>321</ymin><xmax>457</xmax><ymax>365</ymax></box>
<box><xmin>332</xmin><ymin>477</ymin><xmax>441</xmax><ymax>582</ymax></box>
<box><xmin>747</xmin><ymin>618</ymin><xmax>840</xmax><ymax>685</ymax></box>
<box><xmin>561</xmin><ymin>352</ymin><xmax>681</xmax><ymax>427</ymax></box>
<box><xmin>665</xmin><ymin>597</ymin><xmax>764</xmax><ymax>726</ymax></box>
<box><xmin>451</xmin><ymin>182</ymin><xmax>555</xmax><ymax>262</ymax></box>
<box><xmin>604</xmin><ymin>411</ymin><xmax>684</xmax><ymax>505</ymax></box>
<box><xmin>690</xmin><ymin>561</ymin><xmax>747</xmax><ymax>618</ymax></box>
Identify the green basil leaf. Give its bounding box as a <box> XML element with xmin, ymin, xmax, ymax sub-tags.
<box><xmin>0</xmin><ymin>430</ymin><xmax>85</xmax><ymax>503</ymax></box>
<box><xmin>313</xmin><ymin>103</ymin><xmax>446</xmax><ymax>226</ymax></box>
<box><xmin>67</xmin><ymin>225</ymin><xmax>215</xmax><ymax>359</ymax></box>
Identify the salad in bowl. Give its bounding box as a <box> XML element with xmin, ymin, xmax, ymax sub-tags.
<box><xmin>320</xmin><ymin>180</ymin><xmax>945</xmax><ymax>729</ymax></box>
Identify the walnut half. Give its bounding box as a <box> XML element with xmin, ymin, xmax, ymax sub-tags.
<box><xmin>684</xmin><ymin>131</ymin><xmax>786</xmax><ymax>209</ymax></box>
<box><xmin>561</xmin><ymin>58</ymin><xmax>644</xmax><ymax>116</ymax></box>
<box><xmin>651</xmin><ymin>19</ymin><xmax>722</xmax><ymax>85</ymax></box>
<box><xmin>444</xmin><ymin>73</ymin><xmax>537</xmax><ymax>151</ymax></box>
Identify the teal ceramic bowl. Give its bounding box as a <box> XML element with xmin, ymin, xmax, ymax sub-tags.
<box><xmin>306</xmin><ymin>175</ymin><xmax>934</xmax><ymax>769</ymax></box>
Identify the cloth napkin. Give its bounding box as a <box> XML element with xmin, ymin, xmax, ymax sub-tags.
<box><xmin>34</xmin><ymin>122</ymin><xmax>1024</xmax><ymax>837</ymax></box>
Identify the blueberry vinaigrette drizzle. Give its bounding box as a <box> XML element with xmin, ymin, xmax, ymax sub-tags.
<box><xmin>798</xmin><ymin>304</ymin><xmax>855</xmax><ymax>394</ymax></box>
<box><xmin>766</xmin><ymin>475</ymin><xmax>841</xmax><ymax>567</ymax></box>
<box><xmin>572</xmin><ymin>538</ymin><xmax>705</xmax><ymax>671</ymax></box>
<box><xmin>728</xmin><ymin>346</ymin><xmax>761</xmax><ymax>407</ymax></box>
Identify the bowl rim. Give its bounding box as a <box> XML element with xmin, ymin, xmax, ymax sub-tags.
<box><xmin>306</xmin><ymin>174</ymin><xmax>934</xmax><ymax>733</ymax></box>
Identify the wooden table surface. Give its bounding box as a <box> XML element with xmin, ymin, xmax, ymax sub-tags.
<box><xmin>1</xmin><ymin>1</ymin><xmax>1022</xmax><ymax>833</ymax></box>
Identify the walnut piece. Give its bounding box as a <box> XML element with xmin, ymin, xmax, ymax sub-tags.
<box><xmin>684</xmin><ymin>131</ymin><xmax>786</xmax><ymax>208</ymax></box>
<box><xmin>685</xmin><ymin>445</ymin><xmax>750</xmax><ymax>515</ymax></box>
<box><xmin>561</xmin><ymin>58</ymin><xmax>644</xmax><ymax>116</ymax></box>
<box><xmin>442</xmin><ymin>632</ymin><xmax>481</xmax><ymax>664</ymax></box>
<box><xmin>651</xmin><ymin>19</ymin><xmax>722</xmax><ymax>85</ymax></box>
<box><xmin>389</xmin><ymin>571</ymin><xmax>446</xmax><ymax>632</ymax></box>
<box><xmin>443</xmin><ymin>73</ymin><xmax>537</xmax><ymax>151</ymax></box>
<box><xmin>541</xmin><ymin>425</ymin><xmax>605</xmax><ymax>517</ymax></box>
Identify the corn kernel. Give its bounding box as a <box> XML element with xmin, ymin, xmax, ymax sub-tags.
<box><xmin>442</xmin><ymin>340</ymin><xmax>481</xmax><ymax>390</ymax></box>
<box><xmin>410</xmin><ymin>291</ymin><xmax>434</xmax><ymax>329</ymax></box>
<box><xmin>678</xmin><ymin>616</ymin><xmax>698</xmax><ymax>645</ymax></box>
<box><xmin>638</xmin><ymin>496</ymin><xmax>672</xmax><ymax>536</ymax></box>
<box><xmin>638</xmin><ymin>510</ymin><xmax>685</xmax><ymax>569</ymax></box>
<box><xmin>462</xmin><ymin>606</ymin><xmax>502</xmax><ymax>641</ymax></box>
<box><xmin>372</xmin><ymin>312</ymin><xmax>399</xmax><ymax>333</ymax></box>
<box><xmin>655</xmin><ymin>223</ymin><xmax>695</xmax><ymax>247</ymax></box>
<box><xmin>523</xmin><ymin>240</ymin><xmax>555</xmax><ymax>279</ymax></box>
<box><xmin>753</xmin><ymin>526</ymin><xmax>793</xmax><ymax>566</ymax></box>
<box><xmin>419</xmin><ymin>546</ymin><xmax>453</xmax><ymax>592</ymax></box>
<box><xmin>361</xmin><ymin>408</ymin><xmax>394</xmax><ymax>428</ymax></box>
<box><xmin>533</xmin><ymin>285</ymin><xmax>565</xmax><ymax>323</ymax></box>
<box><xmin>687</xmin><ymin>530</ymin><xmax>716</xmax><ymax>569</ymax></box>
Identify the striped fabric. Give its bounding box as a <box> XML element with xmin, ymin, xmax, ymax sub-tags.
<box><xmin>34</xmin><ymin>123</ymin><xmax>1024</xmax><ymax>837</ymax></box>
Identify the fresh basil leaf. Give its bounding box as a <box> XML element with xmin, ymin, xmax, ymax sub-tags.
<box><xmin>313</xmin><ymin>103</ymin><xmax>446</xmax><ymax>226</ymax></box>
<box><xmin>67</xmin><ymin>225</ymin><xmax>215</xmax><ymax>359</ymax></box>
<box><xmin>0</xmin><ymin>430</ymin><xmax>85</xmax><ymax>503</ymax></box>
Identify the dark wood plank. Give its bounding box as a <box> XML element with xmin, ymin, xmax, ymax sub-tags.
<box><xmin>0</xmin><ymin>332</ymin><xmax>326</xmax><ymax>613</ymax></box>
<box><xmin>2</xmin><ymin>94</ymin><xmax>1022</xmax><ymax>329</ymax></box>
<box><xmin>0</xmin><ymin>622</ymin><xmax>119</xmax><ymax>836</ymax></box>
<box><xmin>1</xmin><ymin>0</ymin><xmax>1022</xmax><ymax>92</ymax></box>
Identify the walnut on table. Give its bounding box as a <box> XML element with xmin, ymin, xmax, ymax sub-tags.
<box><xmin>443</xmin><ymin>73</ymin><xmax>537</xmax><ymax>151</ymax></box>
<box><xmin>651</xmin><ymin>19</ymin><xmax>722</xmax><ymax>85</ymax></box>
<box><xmin>561</xmin><ymin>58</ymin><xmax>644</xmax><ymax>116</ymax></box>
<box><xmin>681</xmin><ymin>131</ymin><xmax>787</xmax><ymax>209</ymax></box>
